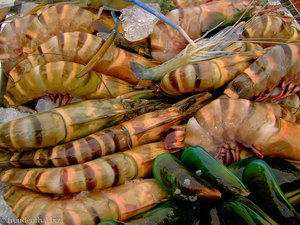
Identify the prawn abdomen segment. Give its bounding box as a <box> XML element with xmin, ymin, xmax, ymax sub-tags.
<box><xmin>254</xmin><ymin>118</ymin><xmax>300</xmax><ymax>160</ymax></box>
<box><xmin>125</xmin><ymin>108</ymin><xmax>187</xmax><ymax>147</ymax></box>
<box><xmin>51</xmin><ymin>99</ymin><xmax>126</xmax><ymax>143</ymax></box>
<box><xmin>0</xmin><ymin>112</ymin><xmax>66</xmax><ymax>150</ymax></box>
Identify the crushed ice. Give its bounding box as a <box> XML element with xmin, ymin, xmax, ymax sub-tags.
<box><xmin>0</xmin><ymin>107</ymin><xmax>30</xmax><ymax>225</ymax></box>
<box><xmin>0</xmin><ymin>107</ymin><xmax>31</xmax><ymax>124</ymax></box>
<box><xmin>183</xmin><ymin>178</ymin><xmax>191</xmax><ymax>186</ymax></box>
<box><xmin>195</xmin><ymin>170</ymin><xmax>202</xmax><ymax>176</ymax></box>
<box><xmin>35</xmin><ymin>97</ymin><xmax>81</xmax><ymax>113</ymax></box>
<box><xmin>35</xmin><ymin>99</ymin><xmax>58</xmax><ymax>113</ymax></box>
<box><xmin>188</xmin><ymin>195</ymin><xmax>198</xmax><ymax>202</ymax></box>
<box><xmin>0</xmin><ymin>183</ymin><xmax>22</xmax><ymax>225</ymax></box>
<box><xmin>174</xmin><ymin>188</ymin><xmax>181</xmax><ymax>194</ymax></box>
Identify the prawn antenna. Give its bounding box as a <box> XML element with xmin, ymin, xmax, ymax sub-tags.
<box><xmin>75</xmin><ymin>11</ymin><xmax>118</xmax><ymax>78</ymax></box>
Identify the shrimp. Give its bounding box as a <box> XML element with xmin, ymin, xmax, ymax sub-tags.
<box><xmin>0</xmin><ymin>142</ymin><xmax>169</xmax><ymax>194</ymax></box>
<box><xmin>9</xmin><ymin>32</ymin><xmax>159</xmax><ymax>84</ymax></box>
<box><xmin>0</xmin><ymin>94</ymin><xmax>164</xmax><ymax>150</ymax></box>
<box><xmin>184</xmin><ymin>98</ymin><xmax>300</xmax><ymax>165</ymax></box>
<box><xmin>0</xmin><ymin>3</ymin><xmax>102</xmax><ymax>73</ymax></box>
<box><xmin>0</xmin><ymin>93</ymin><xmax>211</xmax><ymax>167</ymax></box>
<box><xmin>242</xmin><ymin>14</ymin><xmax>300</xmax><ymax>46</ymax></box>
<box><xmin>23</xmin><ymin>4</ymin><xmax>101</xmax><ymax>54</ymax></box>
<box><xmin>150</xmin><ymin>0</ymin><xmax>259</xmax><ymax>62</ymax></box>
<box><xmin>159</xmin><ymin>47</ymin><xmax>264</xmax><ymax>97</ymax></box>
<box><xmin>131</xmin><ymin>22</ymin><xmax>247</xmax><ymax>81</ymax></box>
<box><xmin>224</xmin><ymin>42</ymin><xmax>300</xmax><ymax>101</ymax></box>
<box><xmin>4</xmin><ymin>178</ymin><xmax>169</xmax><ymax>225</ymax></box>
<box><xmin>4</xmin><ymin>61</ymin><xmax>137</xmax><ymax>107</ymax></box>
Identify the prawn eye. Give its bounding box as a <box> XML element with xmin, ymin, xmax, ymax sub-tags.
<box><xmin>189</xmin><ymin>98</ymin><xmax>196</xmax><ymax>104</ymax></box>
<box><xmin>180</xmin><ymin>100</ymin><xmax>194</xmax><ymax>112</ymax></box>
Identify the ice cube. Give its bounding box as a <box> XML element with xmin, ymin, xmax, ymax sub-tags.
<box><xmin>35</xmin><ymin>98</ymin><xmax>57</xmax><ymax>113</ymax></box>
<box><xmin>20</xmin><ymin>2</ymin><xmax>39</xmax><ymax>16</ymax></box>
<box><xmin>120</xmin><ymin>3</ymin><xmax>160</xmax><ymax>42</ymax></box>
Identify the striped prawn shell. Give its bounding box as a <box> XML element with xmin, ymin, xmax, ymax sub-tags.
<box><xmin>4</xmin><ymin>179</ymin><xmax>169</xmax><ymax>224</ymax></box>
<box><xmin>4</xmin><ymin>61</ymin><xmax>135</xmax><ymax>106</ymax></box>
<box><xmin>224</xmin><ymin>43</ymin><xmax>300</xmax><ymax>100</ymax></box>
<box><xmin>243</xmin><ymin>14</ymin><xmax>300</xmax><ymax>46</ymax></box>
<box><xmin>10</xmin><ymin>32</ymin><xmax>159</xmax><ymax>84</ymax></box>
<box><xmin>0</xmin><ymin>98</ymin><xmax>140</xmax><ymax>150</ymax></box>
<box><xmin>0</xmin><ymin>15</ymin><xmax>35</xmax><ymax>72</ymax></box>
<box><xmin>0</xmin><ymin>142</ymin><xmax>168</xmax><ymax>194</ymax></box>
<box><xmin>23</xmin><ymin>4</ymin><xmax>100</xmax><ymax>54</ymax></box>
<box><xmin>151</xmin><ymin>0</ymin><xmax>254</xmax><ymax>62</ymax></box>
<box><xmin>8</xmin><ymin>125</ymin><xmax>135</xmax><ymax>167</ymax></box>
<box><xmin>159</xmin><ymin>51</ymin><xmax>264</xmax><ymax>96</ymax></box>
